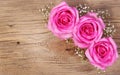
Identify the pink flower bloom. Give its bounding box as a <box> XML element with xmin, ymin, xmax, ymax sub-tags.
<box><xmin>48</xmin><ymin>2</ymin><xmax>79</xmax><ymax>39</ymax></box>
<box><xmin>73</xmin><ymin>12</ymin><xmax>105</xmax><ymax>48</ymax></box>
<box><xmin>85</xmin><ymin>37</ymin><xmax>118</xmax><ymax>70</ymax></box>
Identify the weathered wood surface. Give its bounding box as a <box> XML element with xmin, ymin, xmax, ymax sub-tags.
<box><xmin>0</xmin><ymin>0</ymin><xmax>120</xmax><ymax>75</ymax></box>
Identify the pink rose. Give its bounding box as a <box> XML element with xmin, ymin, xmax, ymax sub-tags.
<box><xmin>73</xmin><ymin>12</ymin><xmax>105</xmax><ymax>48</ymax></box>
<box><xmin>48</xmin><ymin>2</ymin><xmax>79</xmax><ymax>39</ymax></box>
<box><xmin>85</xmin><ymin>37</ymin><xmax>118</xmax><ymax>70</ymax></box>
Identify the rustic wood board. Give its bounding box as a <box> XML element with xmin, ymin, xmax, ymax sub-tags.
<box><xmin>0</xmin><ymin>0</ymin><xmax>120</xmax><ymax>75</ymax></box>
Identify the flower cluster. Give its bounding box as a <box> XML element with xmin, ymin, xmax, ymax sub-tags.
<box><xmin>47</xmin><ymin>2</ymin><xmax>118</xmax><ymax>70</ymax></box>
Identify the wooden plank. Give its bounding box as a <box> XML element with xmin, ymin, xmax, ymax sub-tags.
<box><xmin>0</xmin><ymin>0</ymin><xmax>120</xmax><ymax>75</ymax></box>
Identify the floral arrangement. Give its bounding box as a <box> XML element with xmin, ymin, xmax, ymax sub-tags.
<box><xmin>40</xmin><ymin>2</ymin><xmax>118</xmax><ymax>71</ymax></box>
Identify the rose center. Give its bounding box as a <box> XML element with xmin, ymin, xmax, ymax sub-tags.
<box><xmin>61</xmin><ymin>17</ymin><xmax>70</xmax><ymax>25</ymax></box>
<box><xmin>96</xmin><ymin>45</ymin><xmax>107</xmax><ymax>58</ymax></box>
<box><xmin>58</xmin><ymin>11</ymin><xmax>71</xmax><ymax>26</ymax></box>
<box><xmin>81</xmin><ymin>23</ymin><xmax>94</xmax><ymax>36</ymax></box>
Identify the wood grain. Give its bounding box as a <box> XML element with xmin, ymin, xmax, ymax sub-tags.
<box><xmin>0</xmin><ymin>0</ymin><xmax>120</xmax><ymax>75</ymax></box>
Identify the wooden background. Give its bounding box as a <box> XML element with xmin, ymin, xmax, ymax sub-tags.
<box><xmin>0</xmin><ymin>0</ymin><xmax>120</xmax><ymax>75</ymax></box>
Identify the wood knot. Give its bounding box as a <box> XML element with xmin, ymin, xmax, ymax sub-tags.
<box><xmin>17</xmin><ymin>41</ymin><xmax>20</xmax><ymax>45</ymax></box>
<box><xmin>8</xmin><ymin>24</ymin><xmax>13</xmax><ymax>27</ymax></box>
